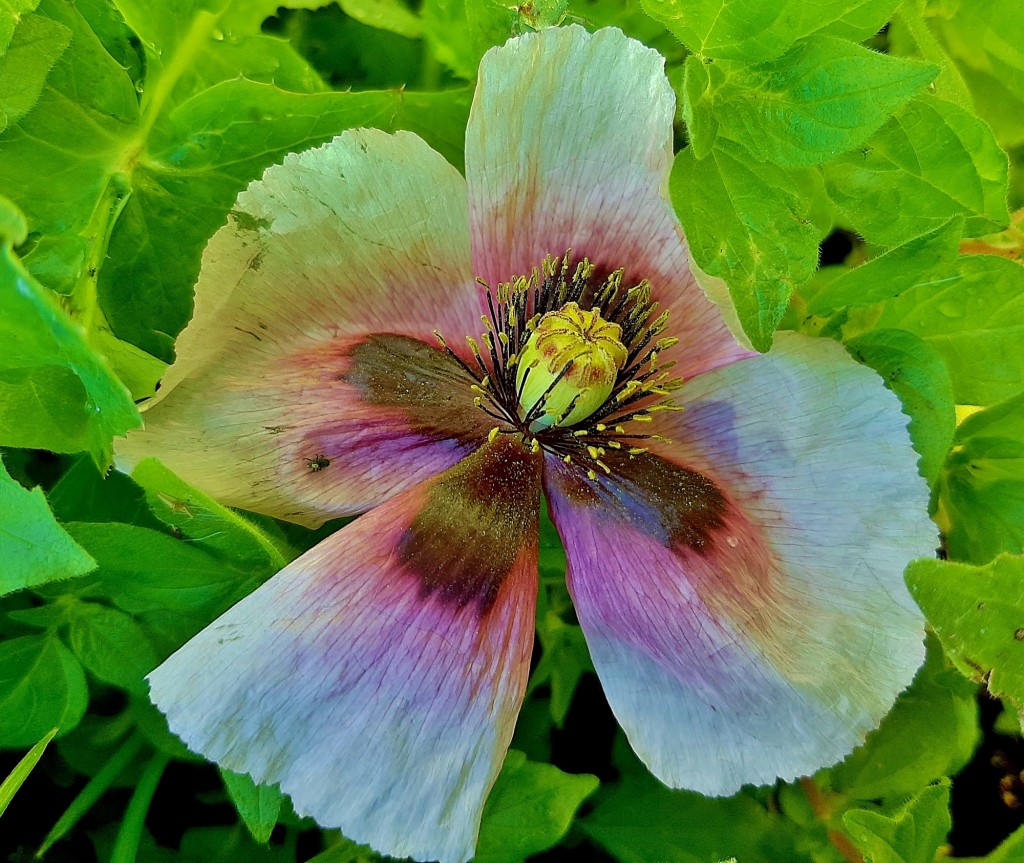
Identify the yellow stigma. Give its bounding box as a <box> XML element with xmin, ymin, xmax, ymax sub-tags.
<box><xmin>516</xmin><ymin>302</ymin><xmax>628</xmax><ymax>430</ymax></box>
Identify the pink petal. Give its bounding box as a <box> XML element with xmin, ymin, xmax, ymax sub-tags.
<box><xmin>148</xmin><ymin>436</ymin><xmax>543</xmax><ymax>863</ymax></box>
<box><xmin>544</xmin><ymin>333</ymin><xmax>934</xmax><ymax>793</ymax></box>
<box><xmin>465</xmin><ymin>26</ymin><xmax>749</xmax><ymax>381</ymax></box>
<box><xmin>118</xmin><ymin>130</ymin><xmax>486</xmax><ymax>525</ymax></box>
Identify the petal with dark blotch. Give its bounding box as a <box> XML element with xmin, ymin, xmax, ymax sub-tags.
<box><xmin>118</xmin><ymin>130</ymin><xmax>484</xmax><ymax>526</ymax></box>
<box><xmin>545</xmin><ymin>334</ymin><xmax>934</xmax><ymax>793</ymax></box>
<box><xmin>465</xmin><ymin>26</ymin><xmax>750</xmax><ymax>380</ymax></box>
<box><xmin>147</xmin><ymin>436</ymin><xmax>542</xmax><ymax>863</ymax></box>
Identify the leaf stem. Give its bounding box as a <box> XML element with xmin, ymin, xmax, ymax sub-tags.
<box><xmin>36</xmin><ymin>733</ymin><xmax>145</xmax><ymax>858</ymax></box>
<box><xmin>110</xmin><ymin>750</ymin><xmax>170</xmax><ymax>863</ymax></box>
<box><xmin>799</xmin><ymin>777</ymin><xmax>864</xmax><ymax>863</ymax></box>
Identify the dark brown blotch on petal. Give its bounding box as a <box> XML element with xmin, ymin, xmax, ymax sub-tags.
<box><xmin>551</xmin><ymin>449</ymin><xmax>727</xmax><ymax>553</ymax></box>
<box><xmin>399</xmin><ymin>435</ymin><xmax>542</xmax><ymax>613</ymax></box>
<box><xmin>344</xmin><ymin>333</ymin><xmax>492</xmax><ymax>445</ymax></box>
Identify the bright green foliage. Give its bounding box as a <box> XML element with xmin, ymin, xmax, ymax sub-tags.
<box><xmin>0</xmin><ymin>237</ymin><xmax>140</xmax><ymax>468</ymax></box>
<box><xmin>0</xmin><ymin>456</ymin><xmax>95</xmax><ymax>596</ymax></box>
<box><xmin>938</xmin><ymin>392</ymin><xmax>1024</xmax><ymax>562</ymax></box>
<box><xmin>671</xmin><ymin>144</ymin><xmax>820</xmax><ymax>351</ymax></box>
<box><xmin>639</xmin><ymin>0</ymin><xmax>897</xmax><ymax>62</ymax></box>
<box><xmin>807</xmin><ymin>217</ymin><xmax>963</xmax><ymax>316</ymax></box>
<box><xmin>0</xmin><ymin>0</ymin><xmax>470</xmax><ymax>362</ymax></box>
<box><xmin>64</xmin><ymin>522</ymin><xmax>266</xmax><ymax>653</ymax></box>
<box><xmin>825</xmin><ymin>638</ymin><xmax>979</xmax><ymax>803</ymax></box>
<box><xmin>0</xmin><ymin>634</ymin><xmax>88</xmax><ymax>747</ymax></box>
<box><xmin>907</xmin><ymin>555</ymin><xmax>1024</xmax><ymax>715</ymax></box>
<box><xmin>220</xmin><ymin>769</ymin><xmax>285</xmax><ymax>845</ymax></box>
<box><xmin>844</xmin><ymin>781</ymin><xmax>951</xmax><ymax>863</ymax></box>
<box><xmin>824</xmin><ymin>95</ymin><xmax>1010</xmax><ymax>245</ymax></box>
<box><xmin>0</xmin><ymin>726</ymin><xmax>56</xmax><ymax>817</ymax></box>
<box><xmin>474</xmin><ymin>750</ymin><xmax>598</xmax><ymax>863</ymax></box>
<box><xmin>866</xmin><ymin>255</ymin><xmax>1024</xmax><ymax>406</ymax></box>
<box><xmin>0</xmin><ymin>11</ymin><xmax>71</xmax><ymax>131</ymax></box>
<box><xmin>926</xmin><ymin>0</ymin><xmax>1024</xmax><ymax>149</ymax></box>
<box><xmin>132</xmin><ymin>458</ymin><xmax>290</xmax><ymax>570</ymax></box>
<box><xmin>66</xmin><ymin>600</ymin><xmax>158</xmax><ymax>693</ymax></box>
<box><xmin>846</xmin><ymin>329</ymin><xmax>956</xmax><ymax>484</ymax></box>
<box><xmin>684</xmin><ymin>36</ymin><xmax>936</xmax><ymax>167</ymax></box>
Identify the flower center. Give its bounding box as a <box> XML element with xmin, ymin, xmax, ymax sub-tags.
<box><xmin>434</xmin><ymin>252</ymin><xmax>684</xmax><ymax>480</ymax></box>
<box><xmin>516</xmin><ymin>302</ymin><xmax>628</xmax><ymax>431</ymax></box>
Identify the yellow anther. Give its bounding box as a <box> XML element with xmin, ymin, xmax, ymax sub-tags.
<box><xmin>632</xmin><ymin>414</ymin><xmax>653</xmax><ymax>423</ymax></box>
<box><xmin>587</xmin><ymin>469</ymin><xmax>598</xmax><ymax>480</ymax></box>
<box><xmin>530</xmin><ymin>438</ymin><xmax>541</xmax><ymax>454</ymax></box>
<box><xmin>628</xmin><ymin>447</ymin><xmax>648</xmax><ymax>455</ymax></box>
<box><xmin>563</xmin><ymin>454</ymin><xmax>573</xmax><ymax>463</ymax></box>
<box><xmin>488</xmin><ymin>427</ymin><xmax>501</xmax><ymax>442</ymax></box>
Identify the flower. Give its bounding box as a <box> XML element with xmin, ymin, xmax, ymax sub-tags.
<box><xmin>118</xmin><ymin>24</ymin><xmax>935</xmax><ymax>863</ymax></box>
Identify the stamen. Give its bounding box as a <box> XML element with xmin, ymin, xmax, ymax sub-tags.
<box><xmin>433</xmin><ymin>250</ymin><xmax>684</xmax><ymax>471</ymax></box>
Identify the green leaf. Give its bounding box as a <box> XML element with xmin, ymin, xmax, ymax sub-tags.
<box><xmin>824</xmin><ymin>95</ymin><xmax>1011</xmax><ymax>245</ymax></box>
<box><xmin>64</xmin><ymin>521</ymin><xmax>265</xmax><ymax>648</ymax></box>
<box><xmin>843</xmin><ymin>782</ymin><xmax>951</xmax><ymax>863</ymax></box>
<box><xmin>907</xmin><ymin>555</ymin><xmax>1024</xmax><ymax>713</ymax></box>
<box><xmin>582</xmin><ymin>747</ymin><xmax>810</xmax><ymax>863</ymax></box>
<box><xmin>638</xmin><ymin>0</ymin><xmax>899</xmax><ymax>62</ymax></box>
<box><xmin>670</xmin><ymin>143</ymin><xmax>820</xmax><ymax>351</ymax></box>
<box><xmin>825</xmin><ymin>637</ymin><xmax>979</xmax><ymax>803</ymax></box>
<box><xmin>0</xmin><ymin>192</ymin><xmax>26</xmax><ymax>244</ymax></box>
<box><xmin>845</xmin><ymin>329</ymin><xmax>956</xmax><ymax>484</ymax></box>
<box><xmin>338</xmin><ymin>0</ymin><xmax>422</xmax><ymax>38</ymax></box>
<box><xmin>48</xmin><ymin>454</ymin><xmax>163</xmax><ymax>529</ymax></box>
<box><xmin>131</xmin><ymin>458</ymin><xmax>289</xmax><ymax>571</ymax></box>
<box><xmin>0</xmin><ymin>0</ymin><xmax>39</xmax><ymax>52</ymax></box>
<box><xmin>866</xmin><ymin>255</ymin><xmax>1024</xmax><ymax>406</ymax></box>
<box><xmin>0</xmin><ymin>455</ymin><xmax>95</xmax><ymax>597</ymax></box>
<box><xmin>0</xmin><ymin>726</ymin><xmax>57</xmax><ymax>818</ymax></box>
<box><xmin>0</xmin><ymin>634</ymin><xmax>88</xmax><ymax>747</ymax></box>
<box><xmin>886</xmin><ymin>1</ymin><xmax>973</xmax><ymax>109</ymax></box>
<box><xmin>0</xmin><ymin>0</ymin><xmax>448</xmax><ymax>362</ymax></box>
<box><xmin>0</xmin><ymin>241</ymin><xmax>140</xmax><ymax>467</ymax></box>
<box><xmin>422</xmin><ymin>0</ymin><xmax>477</xmax><ymax>79</ymax></box>
<box><xmin>528</xmin><ymin>612</ymin><xmax>593</xmax><ymax>727</ymax></box>
<box><xmin>66</xmin><ymin>601</ymin><xmax>158</xmax><ymax>693</ymax></box>
<box><xmin>928</xmin><ymin>0</ymin><xmax>1024</xmax><ymax>112</ymax></box>
<box><xmin>305</xmin><ymin>836</ymin><xmax>384</xmax><ymax>863</ymax></box>
<box><xmin>474</xmin><ymin>750</ymin><xmax>598</xmax><ymax>863</ymax></box>
<box><xmin>0</xmin><ymin>11</ymin><xmax>71</xmax><ymax>132</ymax></box>
<box><xmin>220</xmin><ymin>769</ymin><xmax>284</xmax><ymax>845</ymax></box>
<box><xmin>806</xmin><ymin>216</ymin><xmax>963</xmax><ymax>316</ymax></box>
<box><xmin>937</xmin><ymin>392</ymin><xmax>1024</xmax><ymax>562</ymax></box>
<box><xmin>819</xmin><ymin>0</ymin><xmax>900</xmax><ymax>42</ymax></box>
<box><xmin>683</xmin><ymin>36</ymin><xmax>935</xmax><ymax>167</ymax></box>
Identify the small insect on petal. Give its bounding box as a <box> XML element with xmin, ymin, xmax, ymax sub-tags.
<box><xmin>306</xmin><ymin>455</ymin><xmax>332</xmax><ymax>472</ymax></box>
